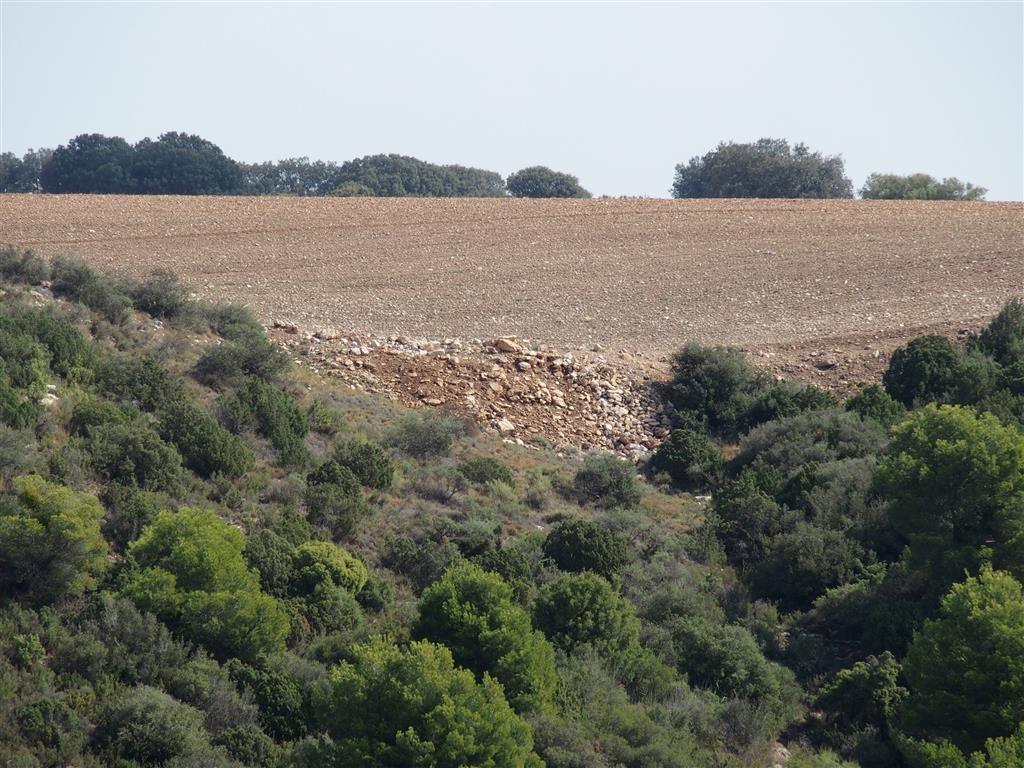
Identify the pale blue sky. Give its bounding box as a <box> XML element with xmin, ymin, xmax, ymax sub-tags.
<box><xmin>1</xmin><ymin>1</ymin><xmax>1021</xmax><ymax>199</ymax></box>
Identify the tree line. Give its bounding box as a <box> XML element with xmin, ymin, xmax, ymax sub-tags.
<box><xmin>1</xmin><ymin>132</ymin><xmax>987</xmax><ymax>200</ymax></box>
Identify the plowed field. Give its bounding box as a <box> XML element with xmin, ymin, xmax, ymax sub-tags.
<box><xmin>2</xmin><ymin>195</ymin><xmax>1021</xmax><ymax>380</ymax></box>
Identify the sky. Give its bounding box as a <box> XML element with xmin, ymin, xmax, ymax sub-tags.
<box><xmin>1</xmin><ymin>1</ymin><xmax>1022</xmax><ymax>200</ymax></box>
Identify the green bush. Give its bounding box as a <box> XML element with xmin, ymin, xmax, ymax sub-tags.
<box><xmin>131</xmin><ymin>268</ymin><xmax>189</xmax><ymax>319</ymax></box>
<box><xmin>542</xmin><ymin>518</ymin><xmax>631</xmax><ymax>578</ymax></box>
<box><xmin>414</xmin><ymin>563</ymin><xmax>557</xmax><ymax>714</ymax></box>
<box><xmin>8</xmin><ymin>307</ymin><xmax>94</xmax><ymax>380</ymax></box>
<box><xmin>306</xmin><ymin>459</ymin><xmax>361</xmax><ymax>493</ymax></box>
<box><xmin>50</xmin><ymin>255</ymin><xmax>133</xmax><ymax>324</ymax></box>
<box><xmin>219</xmin><ymin>378</ymin><xmax>308</xmax><ymax>466</ymax></box>
<box><xmin>95</xmin><ymin>354</ymin><xmax>186</xmax><ymax>412</ymax></box>
<box><xmin>332</xmin><ymin>438</ymin><xmax>394</xmax><ymax>489</ymax></box>
<box><xmin>883</xmin><ymin>335</ymin><xmax>967</xmax><ymax>407</ymax></box>
<box><xmin>666</xmin><ymin>343</ymin><xmax>768</xmax><ymax>437</ymax></box>
<box><xmin>650</xmin><ymin>428</ymin><xmax>725</xmax><ymax>490</ymax></box>
<box><xmin>0</xmin><ymin>246</ymin><xmax>48</xmax><ymax>284</ymax></box>
<box><xmin>157</xmin><ymin>398</ymin><xmax>255</xmax><ymax>478</ymax></box>
<box><xmin>816</xmin><ymin>651</ymin><xmax>907</xmax><ymax>731</ymax></box>
<box><xmin>533</xmin><ymin>572</ymin><xmax>640</xmax><ymax>663</ymax></box>
<box><xmin>745</xmin><ymin>381</ymin><xmax>838</xmax><ymax>427</ymax></box>
<box><xmin>457</xmin><ymin>456</ymin><xmax>514</xmax><ymax>487</ymax></box>
<box><xmin>845</xmin><ymin>384</ymin><xmax>905</xmax><ymax>427</ymax></box>
<box><xmin>385</xmin><ymin>411</ymin><xmax>465</xmax><ymax>458</ymax></box>
<box><xmin>193</xmin><ymin>335</ymin><xmax>290</xmax><ymax>389</ymax></box>
<box><xmin>92</xmin><ymin>685</ymin><xmax>212</xmax><ymax>764</ymax></box>
<box><xmin>971</xmin><ymin>298</ymin><xmax>1024</xmax><ymax>368</ymax></box>
<box><xmin>303</xmin><ymin>481</ymin><xmax>370</xmax><ymax>540</ymax></box>
<box><xmin>80</xmin><ymin>420</ymin><xmax>183</xmax><ymax>492</ymax></box>
<box><xmin>573</xmin><ymin>453</ymin><xmax>641</xmax><ymax>508</ymax></box>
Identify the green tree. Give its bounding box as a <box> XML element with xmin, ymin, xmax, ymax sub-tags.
<box><xmin>332</xmin><ymin>438</ymin><xmax>394</xmax><ymax>489</ymax></box>
<box><xmin>92</xmin><ymin>685</ymin><xmax>214</xmax><ymax>764</ymax></box>
<box><xmin>542</xmin><ymin>518</ymin><xmax>631</xmax><ymax>578</ymax></box>
<box><xmin>124</xmin><ymin>507</ymin><xmax>289</xmax><ymax>661</ymax></box>
<box><xmin>313</xmin><ymin>637</ymin><xmax>543</xmax><ymax>767</ymax></box>
<box><xmin>414</xmin><ymin>563</ymin><xmax>557</xmax><ymax>714</ymax></box>
<box><xmin>506</xmin><ymin>166</ymin><xmax>591</xmax><ymax>198</ymax></box>
<box><xmin>883</xmin><ymin>335</ymin><xmax>967</xmax><ymax>407</ymax></box>
<box><xmin>131</xmin><ymin>132</ymin><xmax>243</xmax><ymax>194</ymax></box>
<box><xmin>899</xmin><ymin>567</ymin><xmax>1024</xmax><ymax>754</ymax></box>
<box><xmin>971</xmin><ymin>298</ymin><xmax>1024</xmax><ymax>368</ymax></box>
<box><xmin>672</xmin><ymin>138</ymin><xmax>853</xmax><ymax>199</ymax></box>
<box><xmin>875</xmin><ymin>405</ymin><xmax>1024</xmax><ymax>583</ymax></box>
<box><xmin>39</xmin><ymin>133</ymin><xmax>135</xmax><ymax>193</ymax></box>
<box><xmin>845</xmin><ymin>384</ymin><xmax>906</xmax><ymax>427</ymax></box>
<box><xmin>665</xmin><ymin>343</ymin><xmax>767</xmax><ymax>437</ymax></box>
<box><xmin>0</xmin><ymin>475</ymin><xmax>107</xmax><ymax>602</ymax></box>
<box><xmin>0</xmin><ymin>148</ymin><xmax>51</xmax><ymax>192</ymax></box>
<box><xmin>533</xmin><ymin>572</ymin><xmax>640</xmax><ymax>663</ymax></box>
<box><xmin>860</xmin><ymin>173</ymin><xmax>986</xmax><ymax>201</ymax></box>
<box><xmin>335</xmin><ymin>154</ymin><xmax>506</xmax><ymax>197</ymax></box>
<box><xmin>816</xmin><ymin>651</ymin><xmax>907</xmax><ymax>731</ymax></box>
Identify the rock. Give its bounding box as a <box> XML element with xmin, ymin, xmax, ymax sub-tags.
<box><xmin>315</xmin><ymin>328</ymin><xmax>341</xmax><ymax>340</ymax></box>
<box><xmin>517</xmin><ymin>361</ymin><xmax>532</xmax><ymax>372</ymax></box>
<box><xmin>423</xmin><ymin>398</ymin><xmax>444</xmax><ymax>406</ymax></box>
<box><xmin>814</xmin><ymin>357</ymin><xmax>838</xmax><ymax>370</ymax></box>
<box><xmin>494</xmin><ymin>338</ymin><xmax>522</xmax><ymax>354</ymax></box>
<box><xmin>496</xmin><ymin>418</ymin><xmax>516</xmax><ymax>433</ymax></box>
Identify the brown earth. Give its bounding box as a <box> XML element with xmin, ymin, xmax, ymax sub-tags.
<box><xmin>1</xmin><ymin>194</ymin><xmax>1021</xmax><ymax>452</ymax></box>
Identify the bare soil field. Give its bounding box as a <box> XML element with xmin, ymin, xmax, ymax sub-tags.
<box><xmin>2</xmin><ymin>194</ymin><xmax>1021</xmax><ymax>388</ymax></box>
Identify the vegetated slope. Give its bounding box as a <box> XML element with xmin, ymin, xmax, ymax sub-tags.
<box><xmin>1</xmin><ymin>195</ymin><xmax>1020</xmax><ymax>365</ymax></box>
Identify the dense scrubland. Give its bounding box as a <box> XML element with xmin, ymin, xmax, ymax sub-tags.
<box><xmin>0</xmin><ymin>245</ymin><xmax>1021</xmax><ymax>768</ymax></box>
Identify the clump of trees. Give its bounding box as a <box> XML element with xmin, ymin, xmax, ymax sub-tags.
<box><xmin>861</xmin><ymin>172</ymin><xmax>986</xmax><ymax>200</ymax></box>
<box><xmin>672</xmin><ymin>138</ymin><xmax>853</xmax><ymax>199</ymax></box>
<box><xmin>506</xmin><ymin>166</ymin><xmax>591</xmax><ymax>198</ymax></box>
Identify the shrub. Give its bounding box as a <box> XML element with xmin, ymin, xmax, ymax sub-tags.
<box><xmin>971</xmin><ymin>297</ymin><xmax>1024</xmax><ymax>367</ymax></box>
<box><xmin>860</xmin><ymin>172</ymin><xmax>986</xmax><ymax>201</ymax></box>
<box><xmin>11</xmin><ymin>308</ymin><xmax>94</xmax><ymax>380</ymax></box>
<box><xmin>303</xmin><ymin>481</ymin><xmax>370</xmax><ymax>540</ymax></box>
<box><xmin>313</xmin><ymin>638</ymin><xmax>542</xmax><ymax>766</ymax></box>
<box><xmin>131</xmin><ymin>268</ymin><xmax>188</xmax><ymax>319</ymax></box>
<box><xmin>666</xmin><ymin>343</ymin><xmax>766</xmax><ymax>437</ymax></box>
<box><xmin>50</xmin><ymin>255</ymin><xmax>133</xmax><ymax>324</ymax></box>
<box><xmin>816</xmin><ymin>651</ymin><xmax>907</xmax><ymax>731</ymax></box>
<box><xmin>193</xmin><ymin>336</ymin><xmax>289</xmax><ymax>389</ymax></box>
<box><xmin>92</xmin><ymin>685</ymin><xmax>210</xmax><ymax>764</ymax></box>
<box><xmin>0</xmin><ymin>475</ymin><xmax>108</xmax><ymax>603</ymax></box>
<box><xmin>542</xmin><ymin>518</ymin><xmax>631</xmax><ymax>578</ymax></box>
<box><xmin>745</xmin><ymin>381</ymin><xmax>838</xmax><ymax>427</ymax></box>
<box><xmin>157</xmin><ymin>398</ymin><xmax>255</xmax><ymax>478</ymax></box>
<box><xmin>0</xmin><ymin>246</ymin><xmax>48</xmax><ymax>284</ymax></box>
<box><xmin>81</xmin><ymin>420</ymin><xmax>183</xmax><ymax>492</ymax></box>
<box><xmin>845</xmin><ymin>384</ymin><xmax>905</xmax><ymax>427</ymax></box>
<box><xmin>307</xmin><ymin>398</ymin><xmax>345</xmax><ymax>435</ymax></box>
<box><xmin>332</xmin><ymin>438</ymin><xmax>394</xmax><ymax>489</ymax></box>
<box><xmin>533</xmin><ymin>572</ymin><xmax>640</xmax><ymax>663</ymax></box>
<box><xmin>573</xmin><ymin>453</ymin><xmax>641</xmax><ymax>508</ymax></box>
<box><xmin>457</xmin><ymin>456</ymin><xmax>514</xmax><ymax>487</ymax></box>
<box><xmin>506</xmin><ymin>166</ymin><xmax>591</xmax><ymax>198</ymax></box>
<box><xmin>385</xmin><ymin>411</ymin><xmax>465</xmax><ymax>457</ymax></box>
<box><xmin>414</xmin><ymin>563</ymin><xmax>557</xmax><ymax>714</ymax></box>
<box><xmin>103</xmin><ymin>484</ymin><xmax>165</xmax><ymax>551</ymax></box>
<box><xmin>95</xmin><ymin>354</ymin><xmax>186</xmax><ymax>412</ymax></box>
<box><xmin>219</xmin><ymin>378</ymin><xmax>308</xmax><ymax>466</ymax></box>
<box><xmin>382</xmin><ymin>534</ymin><xmax>463</xmax><ymax>593</ymax></box>
<box><xmin>306</xmin><ymin>459</ymin><xmax>361</xmax><ymax>493</ymax></box>
<box><xmin>291</xmin><ymin>540</ymin><xmax>368</xmax><ymax>594</ymax></box>
<box><xmin>883</xmin><ymin>335</ymin><xmax>966</xmax><ymax>407</ymax></box>
<box><xmin>650</xmin><ymin>428</ymin><xmax>724</xmax><ymax>490</ymax></box>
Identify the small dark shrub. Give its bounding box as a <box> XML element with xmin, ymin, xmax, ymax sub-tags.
<box><xmin>81</xmin><ymin>420</ymin><xmax>183</xmax><ymax>492</ymax></box>
<box><xmin>650</xmin><ymin>428</ymin><xmax>725</xmax><ymax>491</ymax></box>
<box><xmin>132</xmin><ymin>268</ymin><xmax>188</xmax><ymax>319</ymax></box>
<box><xmin>457</xmin><ymin>456</ymin><xmax>514</xmax><ymax>487</ymax></box>
<box><xmin>385</xmin><ymin>411</ymin><xmax>465</xmax><ymax>458</ymax></box>
<box><xmin>193</xmin><ymin>335</ymin><xmax>290</xmax><ymax>389</ymax></box>
<box><xmin>157</xmin><ymin>398</ymin><xmax>254</xmax><ymax>478</ymax></box>
<box><xmin>50</xmin><ymin>255</ymin><xmax>133</xmax><ymax>324</ymax></box>
<box><xmin>542</xmin><ymin>518</ymin><xmax>631</xmax><ymax>578</ymax></box>
<box><xmin>845</xmin><ymin>384</ymin><xmax>905</xmax><ymax>427</ymax></box>
<box><xmin>666</xmin><ymin>343</ymin><xmax>766</xmax><ymax>437</ymax></box>
<box><xmin>883</xmin><ymin>334</ymin><xmax>965</xmax><ymax>407</ymax></box>
<box><xmin>306</xmin><ymin>460</ymin><xmax>361</xmax><ymax>494</ymax></box>
<box><xmin>303</xmin><ymin>482</ymin><xmax>370</xmax><ymax>539</ymax></box>
<box><xmin>745</xmin><ymin>381</ymin><xmax>838</xmax><ymax>428</ymax></box>
<box><xmin>219</xmin><ymin>378</ymin><xmax>308</xmax><ymax>466</ymax></box>
<box><xmin>0</xmin><ymin>245</ymin><xmax>49</xmax><ymax>284</ymax></box>
<box><xmin>333</xmin><ymin>438</ymin><xmax>394</xmax><ymax>489</ymax></box>
<box><xmin>573</xmin><ymin>453</ymin><xmax>642</xmax><ymax>508</ymax></box>
<box><xmin>96</xmin><ymin>354</ymin><xmax>186</xmax><ymax>412</ymax></box>
<box><xmin>970</xmin><ymin>297</ymin><xmax>1024</xmax><ymax>367</ymax></box>
<box><xmin>12</xmin><ymin>308</ymin><xmax>94</xmax><ymax>380</ymax></box>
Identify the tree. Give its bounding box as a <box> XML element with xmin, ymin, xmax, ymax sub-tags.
<box><xmin>860</xmin><ymin>173</ymin><xmax>986</xmax><ymax>201</ymax></box>
<box><xmin>542</xmin><ymin>518</ymin><xmax>631</xmax><ymax>578</ymax></box>
<box><xmin>506</xmin><ymin>166</ymin><xmax>591</xmax><ymax>198</ymax></box>
<box><xmin>332</xmin><ymin>438</ymin><xmax>394</xmax><ymax>489</ymax></box>
<box><xmin>312</xmin><ymin>638</ymin><xmax>543</xmax><ymax>767</ymax></box>
<box><xmin>414</xmin><ymin>563</ymin><xmax>557</xmax><ymax>714</ymax></box>
<box><xmin>0</xmin><ymin>148</ymin><xmax>52</xmax><ymax>192</ymax></box>
<box><xmin>533</xmin><ymin>572</ymin><xmax>640</xmax><ymax>663</ymax></box>
<box><xmin>672</xmin><ymin>138</ymin><xmax>853</xmax><ymax>199</ymax></box>
<box><xmin>875</xmin><ymin>405</ymin><xmax>1024</xmax><ymax>584</ymax></box>
<box><xmin>39</xmin><ymin>133</ymin><xmax>135</xmax><ymax>193</ymax></box>
<box><xmin>666</xmin><ymin>343</ymin><xmax>767</xmax><ymax>437</ymax></box>
<box><xmin>0</xmin><ymin>475</ymin><xmax>107</xmax><ymax>603</ymax></box>
<box><xmin>335</xmin><ymin>154</ymin><xmax>506</xmax><ymax>197</ymax></box>
<box><xmin>131</xmin><ymin>132</ymin><xmax>242</xmax><ymax>194</ymax></box>
<box><xmin>971</xmin><ymin>298</ymin><xmax>1024</xmax><ymax>368</ymax></box>
<box><xmin>124</xmin><ymin>507</ymin><xmax>289</xmax><ymax>661</ymax></box>
<box><xmin>883</xmin><ymin>335</ymin><xmax>969</xmax><ymax>407</ymax></box>
<box><xmin>845</xmin><ymin>384</ymin><xmax>906</xmax><ymax>427</ymax></box>
<box><xmin>899</xmin><ymin>567</ymin><xmax>1024</xmax><ymax>755</ymax></box>
<box><xmin>816</xmin><ymin>652</ymin><xmax>907</xmax><ymax>731</ymax></box>
<box><xmin>92</xmin><ymin>685</ymin><xmax>214</xmax><ymax>764</ymax></box>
